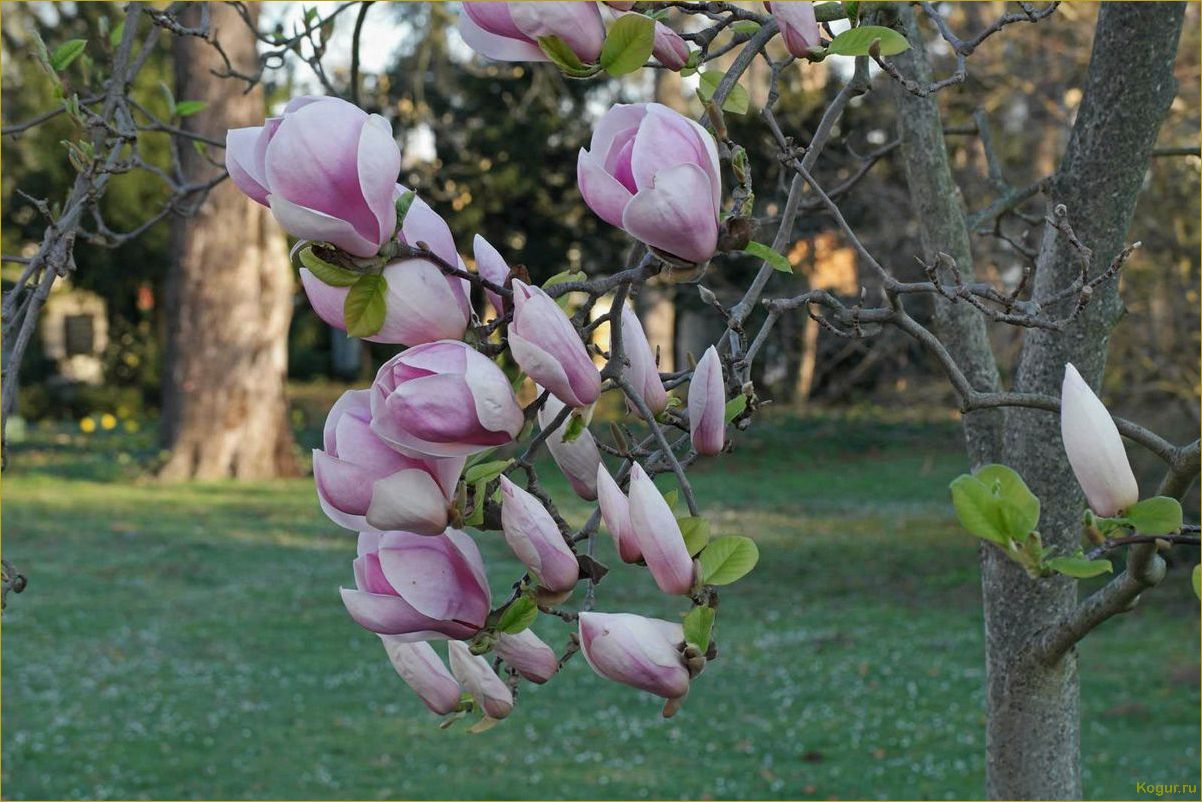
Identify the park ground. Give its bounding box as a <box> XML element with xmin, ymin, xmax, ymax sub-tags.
<box><xmin>1</xmin><ymin>405</ymin><xmax>1198</xmax><ymax>800</ymax></box>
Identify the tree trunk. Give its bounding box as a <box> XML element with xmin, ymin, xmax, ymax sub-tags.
<box><xmin>891</xmin><ymin>3</ymin><xmax>1183</xmax><ymax>798</ymax></box>
<box><xmin>159</xmin><ymin>3</ymin><xmax>298</xmax><ymax>480</ymax></box>
<box><xmin>994</xmin><ymin>5</ymin><xmax>1184</xmax><ymax>799</ymax></box>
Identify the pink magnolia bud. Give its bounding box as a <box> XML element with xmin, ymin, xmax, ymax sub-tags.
<box><xmin>596</xmin><ymin>464</ymin><xmax>642</xmax><ymax>563</ymax></box>
<box><xmin>537</xmin><ymin>392</ymin><xmax>601</xmax><ymax>500</ymax></box>
<box><xmin>499</xmin><ymin>476</ymin><xmax>580</xmax><ymax>593</ymax></box>
<box><xmin>578</xmin><ymin>612</ymin><xmax>689</xmax><ymax>700</ymax></box>
<box><xmin>458</xmin><ymin>2</ymin><xmax>606</xmax><ymax>65</ymax></box>
<box><xmin>448</xmin><ymin>640</ymin><xmax>514</xmax><ymax>720</ymax></box>
<box><xmin>509</xmin><ymin>280</ymin><xmax>601</xmax><ymax>408</ymax></box>
<box><xmin>578</xmin><ymin>103</ymin><xmax>721</xmax><ymax>264</ymax></box>
<box><xmin>688</xmin><ymin>346</ymin><xmax>726</xmax><ymax>455</ymax></box>
<box><xmin>379</xmin><ymin>636</ymin><xmax>463</xmax><ymax>715</ymax></box>
<box><xmin>1060</xmin><ymin>363</ymin><xmax>1139</xmax><ymax>517</ymax></box>
<box><xmin>764</xmin><ymin>2</ymin><xmax>821</xmax><ymax>58</ymax></box>
<box><xmin>473</xmin><ymin>234</ymin><xmax>510</xmax><ymax>317</ymax></box>
<box><xmin>226</xmin><ymin>96</ymin><xmax>400</xmax><ymax>258</ymax></box>
<box><xmin>313</xmin><ymin>389</ymin><xmax>464</xmax><ymax>534</ymax></box>
<box><xmin>370</xmin><ymin>340</ymin><xmax>525</xmax><ymax>458</ymax></box>
<box><xmin>300</xmin><ymin>190</ymin><xmax>471</xmax><ymax>345</ymax></box>
<box><xmin>495</xmin><ymin>628</ymin><xmax>559</xmax><ymax>683</ymax></box>
<box><xmin>341</xmin><ymin>530</ymin><xmax>491</xmax><ymax>640</ymax></box>
<box><xmin>619</xmin><ymin>306</ymin><xmax>668</xmax><ymax>416</ymax></box>
<box><xmin>626</xmin><ymin>463</ymin><xmax>695</xmax><ymax>595</ymax></box>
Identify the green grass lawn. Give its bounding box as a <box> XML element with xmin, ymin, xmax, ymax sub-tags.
<box><xmin>2</xmin><ymin>412</ymin><xmax>1197</xmax><ymax>800</ymax></box>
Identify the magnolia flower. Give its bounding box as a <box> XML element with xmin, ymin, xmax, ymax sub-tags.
<box><xmin>509</xmin><ymin>280</ymin><xmax>601</xmax><ymax>408</ymax></box>
<box><xmin>300</xmin><ymin>190</ymin><xmax>471</xmax><ymax>345</ymax></box>
<box><xmin>578</xmin><ymin>103</ymin><xmax>722</xmax><ymax>264</ymax></box>
<box><xmin>619</xmin><ymin>306</ymin><xmax>668</xmax><ymax>417</ymax></box>
<box><xmin>448</xmin><ymin>641</ymin><xmax>514</xmax><ymax>719</ymax></box>
<box><xmin>596</xmin><ymin>464</ymin><xmax>642</xmax><ymax>564</ymax></box>
<box><xmin>765</xmin><ymin>2</ymin><xmax>821</xmax><ymax>58</ymax></box>
<box><xmin>226</xmin><ymin>95</ymin><xmax>399</xmax><ymax>258</ymax></box>
<box><xmin>688</xmin><ymin>346</ymin><xmax>726</xmax><ymax>455</ymax></box>
<box><xmin>578</xmin><ymin>612</ymin><xmax>689</xmax><ymax>700</ymax></box>
<box><xmin>313</xmin><ymin>389</ymin><xmax>464</xmax><ymax>534</ymax></box>
<box><xmin>495</xmin><ymin>629</ymin><xmax>559</xmax><ymax>683</ymax></box>
<box><xmin>537</xmin><ymin>392</ymin><xmax>602</xmax><ymax>501</ymax></box>
<box><xmin>499</xmin><ymin>476</ymin><xmax>581</xmax><ymax>593</ymax></box>
<box><xmin>379</xmin><ymin>637</ymin><xmax>463</xmax><ymax>715</ymax></box>
<box><xmin>458</xmin><ymin>2</ymin><xmax>605</xmax><ymax>65</ymax></box>
<box><xmin>1060</xmin><ymin>363</ymin><xmax>1139</xmax><ymax>517</ymax></box>
<box><xmin>341</xmin><ymin>530</ymin><xmax>491</xmax><ymax>640</ymax></box>
<box><xmin>472</xmin><ymin>234</ymin><xmax>510</xmax><ymax>317</ymax></box>
<box><xmin>370</xmin><ymin>340</ymin><xmax>525</xmax><ymax>458</ymax></box>
<box><xmin>627</xmin><ymin>463</ymin><xmax>695</xmax><ymax>594</ymax></box>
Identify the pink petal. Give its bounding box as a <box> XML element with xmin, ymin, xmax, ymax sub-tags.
<box><xmin>621</xmin><ymin>163</ymin><xmax>719</xmax><ymax>264</ymax></box>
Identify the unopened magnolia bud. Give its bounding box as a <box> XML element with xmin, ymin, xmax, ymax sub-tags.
<box><xmin>698</xmin><ymin>285</ymin><xmax>718</xmax><ymax>306</ymax></box>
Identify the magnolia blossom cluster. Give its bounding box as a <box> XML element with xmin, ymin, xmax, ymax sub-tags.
<box><xmin>227</xmin><ymin>66</ymin><xmax>738</xmax><ymax>720</ymax></box>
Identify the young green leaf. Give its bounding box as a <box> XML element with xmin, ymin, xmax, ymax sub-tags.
<box><xmin>463</xmin><ymin>459</ymin><xmax>512</xmax><ymax>485</ymax></box>
<box><xmin>299</xmin><ymin>247</ymin><xmax>360</xmax><ymax>287</ymax></box>
<box><xmin>109</xmin><ymin>20</ymin><xmax>126</xmax><ymax>49</ymax></box>
<box><xmin>949</xmin><ymin>474</ymin><xmax>1008</xmax><ymax>544</ymax></box>
<box><xmin>826</xmin><ymin>25</ymin><xmax>910</xmax><ymax>57</ymax></box>
<box><xmin>395</xmin><ymin>189</ymin><xmax>417</xmax><ymax>227</ymax></box>
<box><xmin>343</xmin><ymin>274</ymin><xmax>388</xmax><ymax>338</ymax></box>
<box><xmin>50</xmin><ymin>39</ymin><xmax>88</xmax><ymax>72</ymax></box>
<box><xmin>1046</xmin><ymin>555</ymin><xmax>1113</xmax><ymax>579</ymax></box>
<box><xmin>599</xmin><ymin>13</ymin><xmax>656</xmax><ymax>77</ymax></box>
<box><xmin>724</xmin><ymin>394</ymin><xmax>748</xmax><ymax>423</ymax></box>
<box><xmin>173</xmin><ymin>100</ymin><xmax>208</xmax><ymax>118</ymax></box>
<box><xmin>537</xmin><ymin>35</ymin><xmax>597</xmax><ymax>77</ymax></box>
<box><xmin>1123</xmin><ymin>496</ymin><xmax>1183</xmax><ymax>536</ymax></box>
<box><xmin>465</xmin><ymin>479</ymin><xmax>488</xmax><ymax>527</ymax></box>
<box><xmin>496</xmin><ymin>596</ymin><xmax>538</xmax><ymax>634</ymax></box>
<box><xmin>677</xmin><ymin>516</ymin><xmax>711</xmax><ymax>557</ymax></box>
<box><xmin>730</xmin><ymin>20</ymin><xmax>761</xmax><ymax>36</ymax></box>
<box><xmin>662</xmin><ymin>489</ymin><xmax>679</xmax><ymax>511</ymax></box>
<box><xmin>698</xmin><ymin>535</ymin><xmax>759</xmax><ymax>585</ymax></box>
<box><xmin>974</xmin><ymin>463</ymin><xmax>1040</xmax><ymax>539</ymax></box>
<box><xmin>683</xmin><ymin>605</ymin><xmax>715</xmax><ymax>652</ymax></box>
<box><xmin>697</xmin><ymin>70</ymin><xmax>751</xmax><ymax>115</ymax></box>
<box><xmin>158</xmin><ymin>81</ymin><xmax>177</xmax><ymax>115</ymax></box>
<box><xmin>192</xmin><ymin>139</ymin><xmax>208</xmax><ymax>159</ymax></box>
<box><xmin>1192</xmin><ymin>565</ymin><xmax>1200</xmax><ymax>600</ymax></box>
<box><xmin>744</xmin><ymin>241</ymin><xmax>792</xmax><ymax>273</ymax></box>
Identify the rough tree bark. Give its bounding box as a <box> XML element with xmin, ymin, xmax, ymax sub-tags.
<box><xmin>994</xmin><ymin>5</ymin><xmax>1185</xmax><ymax>799</ymax></box>
<box><xmin>892</xmin><ymin>3</ymin><xmax>1184</xmax><ymax>798</ymax></box>
<box><xmin>159</xmin><ymin>2</ymin><xmax>298</xmax><ymax>480</ymax></box>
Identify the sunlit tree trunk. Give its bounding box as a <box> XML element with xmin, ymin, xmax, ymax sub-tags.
<box><xmin>159</xmin><ymin>2</ymin><xmax>297</xmax><ymax>480</ymax></box>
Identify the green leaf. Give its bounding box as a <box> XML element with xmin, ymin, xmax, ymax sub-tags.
<box><xmin>537</xmin><ymin>35</ymin><xmax>596</xmax><ymax>77</ymax></box>
<box><xmin>826</xmin><ymin>25</ymin><xmax>910</xmax><ymax>57</ymax></box>
<box><xmin>50</xmin><ymin>39</ymin><xmax>88</xmax><ymax>71</ymax></box>
<box><xmin>343</xmin><ymin>274</ymin><xmax>388</xmax><ymax>338</ymax></box>
<box><xmin>1046</xmin><ymin>556</ymin><xmax>1113</xmax><ymax>579</ymax></box>
<box><xmin>599</xmin><ymin>13</ymin><xmax>656</xmax><ymax>77</ymax></box>
<box><xmin>1123</xmin><ymin>496</ymin><xmax>1183</xmax><ymax>536</ymax></box>
<box><xmin>192</xmin><ymin>139</ymin><xmax>208</xmax><ymax>159</ymax></box>
<box><xmin>173</xmin><ymin>100</ymin><xmax>208</xmax><ymax>118</ymax></box>
<box><xmin>662</xmin><ymin>489</ymin><xmax>679</xmax><ymax>511</ymax></box>
<box><xmin>464</xmin><ymin>479</ymin><xmax>487</xmax><ymax>527</ymax></box>
<box><xmin>678</xmin><ymin>516</ymin><xmax>710</xmax><ymax>557</ymax></box>
<box><xmin>109</xmin><ymin>20</ymin><xmax>125</xmax><ymax>49</ymax></box>
<box><xmin>496</xmin><ymin>597</ymin><xmax>538</xmax><ymax>634</ymax></box>
<box><xmin>744</xmin><ymin>241</ymin><xmax>792</xmax><ymax>273</ymax></box>
<box><xmin>724</xmin><ymin>394</ymin><xmax>748</xmax><ymax>424</ymax></box>
<box><xmin>949</xmin><ymin>464</ymin><xmax>1040</xmax><ymax>545</ymax></box>
<box><xmin>463</xmin><ymin>459</ymin><xmax>512</xmax><ymax>485</ymax></box>
<box><xmin>974</xmin><ymin>464</ymin><xmax>1040</xmax><ymax>540</ymax></box>
<box><xmin>299</xmin><ymin>247</ymin><xmax>360</xmax><ymax>287</ymax></box>
<box><xmin>730</xmin><ymin>20</ymin><xmax>761</xmax><ymax>36</ymax></box>
<box><xmin>1192</xmin><ymin>565</ymin><xmax>1200</xmax><ymax>600</ymax></box>
<box><xmin>561</xmin><ymin>414</ymin><xmax>586</xmax><ymax>443</ymax></box>
<box><xmin>395</xmin><ymin>189</ymin><xmax>416</xmax><ymax>227</ymax></box>
<box><xmin>699</xmin><ymin>535</ymin><xmax>759</xmax><ymax>585</ymax></box>
<box><xmin>542</xmin><ymin>270</ymin><xmax>575</xmax><ymax>289</ymax></box>
<box><xmin>158</xmin><ymin>81</ymin><xmax>176</xmax><ymax>115</ymax></box>
<box><xmin>683</xmin><ymin>606</ymin><xmax>715</xmax><ymax>652</ymax></box>
<box><xmin>697</xmin><ymin>70</ymin><xmax>751</xmax><ymax>115</ymax></box>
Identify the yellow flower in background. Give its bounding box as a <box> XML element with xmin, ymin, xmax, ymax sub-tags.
<box><xmin>79</xmin><ymin>417</ymin><xmax>96</xmax><ymax>434</ymax></box>
<box><xmin>123</xmin><ymin>419</ymin><xmax>140</xmax><ymax>433</ymax></box>
<box><xmin>100</xmin><ymin>413</ymin><xmax>118</xmax><ymax>431</ymax></box>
